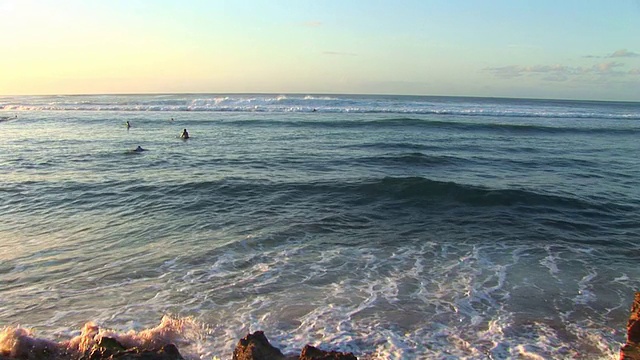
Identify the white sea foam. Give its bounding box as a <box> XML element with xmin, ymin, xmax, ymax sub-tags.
<box><xmin>0</xmin><ymin>232</ymin><xmax>629</xmax><ymax>359</ymax></box>
<box><xmin>0</xmin><ymin>316</ymin><xmax>208</xmax><ymax>359</ymax></box>
<box><xmin>107</xmin><ymin>239</ymin><xmax>622</xmax><ymax>359</ymax></box>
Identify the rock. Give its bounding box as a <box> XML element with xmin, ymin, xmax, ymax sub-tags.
<box><xmin>88</xmin><ymin>337</ymin><xmax>127</xmax><ymax>359</ymax></box>
<box><xmin>299</xmin><ymin>345</ymin><xmax>357</xmax><ymax>360</ymax></box>
<box><xmin>232</xmin><ymin>332</ymin><xmax>358</xmax><ymax>360</ymax></box>
<box><xmin>232</xmin><ymin>331</ymin><xmax>286</xmax><ymax>360</ymax></box>
<box><xmin>109</xmin><ymin>344</ymin><xmax>184</xmax><ymax>359</ymax></box>
<box><xmin>85</xmin><ymin>341</ymin><xmax>183</xmax><ymax>360</ymax></box>
<box><xmin>621</xmin><ymin>292</ymin><xmax>640</xmax><ymax>360</ymax></box>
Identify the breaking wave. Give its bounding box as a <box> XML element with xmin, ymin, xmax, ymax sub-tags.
<box><xmin>1</xmin><ymin>94</ymin><xmax>639</xmax><ymax>120</ymax></box>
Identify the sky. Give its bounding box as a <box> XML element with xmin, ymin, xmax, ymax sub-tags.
<box><xmin>1</xmin><ymin>0</ymin><xmax>639</xmax><ymax>101</ymax></box>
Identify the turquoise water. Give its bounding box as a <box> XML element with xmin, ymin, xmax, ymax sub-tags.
<box><xmin>1</xmin><ymin>94</ymin><xmax>639</xmax><ymax>359</ymax></box>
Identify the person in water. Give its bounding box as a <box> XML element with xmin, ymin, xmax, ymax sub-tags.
<box><xmin>126</xmin><ymin>121</ymin><xmax>131</xmax><ymax>129</ymax></box>
<box><xmin>181</xmin><ymin>128</ymin><xmax>189</xmax><ymax>139</ymax></box>
<box><xmin>134</xmin><ymin>145</ymin><xmax>145</xmax><ymax>152</ymax></box>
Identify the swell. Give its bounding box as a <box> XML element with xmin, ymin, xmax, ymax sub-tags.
<box><xmin>4</xmin><ymin>176</ymin><xmax>634</xmax><ymax>220</ymax></box>
<box><xmin>355</xmin><ymin>152</ymin><xmax>466</xmax><ymax>166</ymax></box>
<box><xmin>2</xmin><ymin>106</ymin><xmax>639</xmax><ymax>121</ymax></box>
<box><xmin>213</xmin><ymin>117</ymin><xmax>639</xmax><ymax>135</ymax></box>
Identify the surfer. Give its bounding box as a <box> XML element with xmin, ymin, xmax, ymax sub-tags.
<box><xmin>134</xmin><ymin>146</ymin><xmax>145</xmax><ymax>152</ymax></box>
<box><xmin>126</xmin><ymin>121</ymin><xmax>131</xmax><ymax>129</ymax></box>
<box><xmin>181</xmin><ymin>128</ymin><xmax>189</xmax><ymax>139</ymax></box>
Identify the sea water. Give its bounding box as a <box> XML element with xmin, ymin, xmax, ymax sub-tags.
<box><xmin>0</xmin><ymin>94</ymin><xmax>639</xmax><ymax>359</ymax></box>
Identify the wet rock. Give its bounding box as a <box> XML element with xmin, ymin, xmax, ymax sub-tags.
<box><xmin>232</xmin><ymin>331</ymin><xmax>286</xmax><ymax>360</ymax></box>
<box><xmin>88</xmin><ymin>337</ymin><xmax>127</xmax><ymax>359</ymax></box>
<box><xmin>232</xmin><ymin>332</ymin><xmax>358</xmax><ymax>360</ymax></box>
<box><xmin>107</xmin><ymin>344</ymin><xmax>183</xmax><ymax>359</ymax></box>
<box><xmin>299</xmin><ymin>345</ymin><xmax>357</xmax><ymax>360</ymax></box>
<box><xmin>84</xmin><ymin>339</ymin><xmax>183</xmax><ymax>360</ymax></box>
<box><xmin>621</xmin><ymin>292</ymin><xmax>640</xmax><ymax>360</ymax></box>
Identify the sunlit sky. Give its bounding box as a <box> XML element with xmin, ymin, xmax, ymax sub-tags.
<box><xmin>1</xmin><ymin>0</ymin><xmax>639</xmax><ymax>101</ymax></box>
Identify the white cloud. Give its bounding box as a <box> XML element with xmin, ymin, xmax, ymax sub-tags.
<box><xmin>485</xmin><ymin>62</ymin><xmax>626</xmax><ymax>80</ymax></box>
<box><xmin>609</xmin><ymin>49</ymin><xmax>640</xmax><ymax>58</ymax></box>
<box><xmin>583</xmin><ymin>49</ymin><xmax>639</xmax><ymax>58</ymax></box>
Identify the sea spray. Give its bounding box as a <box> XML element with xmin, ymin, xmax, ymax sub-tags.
<box><xmin>0</xmin><ymin>316</ymin><xmax>206</xmax><ymax>359</ymax></box>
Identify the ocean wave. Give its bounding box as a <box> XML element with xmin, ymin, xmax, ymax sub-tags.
<box><xmin>187</xmin><ymin>116</ymin><xmax>639</xmax><ymax>135</ymax></box>
<box><xmin>357</xmin><ymin>152</ymin><xmax>465</xmax><ymax>166</ymax></box>
<box><xmin>9</xmin><ymin>176</ymin><xmax>629</xmax><ymax>217</ymax></box>
<box><xmin>346</xmin><ymin>176</ymin><xmax>631</xmax><ymax>212</ymax></box>
<box><xmin>3</xmin><ymin>104</ymin><xmax>638</xmax><ymax>120</ymax></box>
<box><xmin>2</xmin><ymin>94</ymin><xmax>638</xmax><ymax>120</ymax></box>
<box><xmin>359</xmin><ymin>117</ymin><xmax>639</xmax><ymax>135</ymax></box>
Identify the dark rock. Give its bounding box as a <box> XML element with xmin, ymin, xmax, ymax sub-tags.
<box><xmin>85</xmin><ymin>342</ymin><xmax>183</xmax><ymax>360</ymax></box>
<box><xmin>89</xmin><ymin>337</ymin><xmax>127</xmax><ymax>359</ymax></box>
<box><xmin>232</xmin><ymin>331</ymin><xmax>286</xmax><ymax>360</ymax></box>
<box><xmin>232</xmin><ymin>332</ymin><xmax>357</xmax><ymax>360</ymax></box>
<box><xmin>99</xmin><ymin>337</ymin><xmax>127</xmax><ymax>352</ymax></box>
<box><xmin>621</xmin><ymin>292</ymin><xmax>640</xmax><ymax>360</ymax></box>
<box><xmin>109</xmin><ymin>344</ymin><xmax>184</xmax><ymax>359</ymax></box>
<box><xmin>299</xmin><ymin>345</ymin><xmax>357</xmax><ymax>360</ymax></box>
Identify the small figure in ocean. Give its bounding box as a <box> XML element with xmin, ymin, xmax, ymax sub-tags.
<box><xmin>312</xmin><ymin>108</ymin><xmax>317</xmax><ymax>112</ymax></box>
<box><xmin>134</xmin><ymin>145</ymin><xmax>146</xmax><ymax>152</ymax></box>
<box><xmin>126</xmin><ymin>121</ymin><xmax>131</xmax><ymax>129</ymax></box>
<box><xmin>170</xmin><ymin>117</ymin><xmax>175</xmax><ymax>121</ymax></box>
<box><xmin>181</xmin><ymin>128</ymin><xmax>190</xmax><ymax>139</ymax></box>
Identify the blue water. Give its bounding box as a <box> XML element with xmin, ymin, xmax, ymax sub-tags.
<box><xmin>1</xmin><ymin>94</ymin><xmax>639</xmax><ymax>359</ymax></box>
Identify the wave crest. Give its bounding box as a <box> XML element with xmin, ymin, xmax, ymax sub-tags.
<box><xmin>2</xmin><ymin>94</ymin><xmax>638</xmax><ymax>120</ymax></box>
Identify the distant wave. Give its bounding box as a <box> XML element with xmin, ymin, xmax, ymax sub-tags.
<box><xmin>1</xmin><ymin>94</ymin><xmax>638</xmax><ymax>120</ymax></box>
<box><xmin>2</xmin><ymin>104</ymin><xmax>638</xmax><ymax>120</ymax></box>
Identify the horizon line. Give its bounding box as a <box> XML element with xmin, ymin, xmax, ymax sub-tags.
<box><xmin>1</xmin><ymin>91</ymin><xmax>639</xmax><ymax>104</ymax></box>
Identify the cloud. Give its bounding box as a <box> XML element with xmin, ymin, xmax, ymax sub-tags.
<box><xmin>609</xmin><ymin>49</ymin><xmax>640</xmax><ymax>58</ymax></box>
<box><xmin>593</xmin><ymin>61</ymin><xmax>625</xmax><ymax>72</ymax></box>
<box><xmin>323</xmin><ymin>51</ymin><xmax>357</xmax><ymax>56</ymax></box>
<box><xmin>583</xmin><ymin>49</ymin><xmax>640</xmax><ymax>58</ymax></box>
<box><xmin>485</xmin><ymin>62</ymin><xmax>626</xmax><ymax>80</ymax></box>
<box><xmin>483</xmin><ymin>65</ymin><xmax>523</xmax><ymax>79</ymax></box>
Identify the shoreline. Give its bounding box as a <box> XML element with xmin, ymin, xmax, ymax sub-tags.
<box><xmin>1</xmin><ymin>291</ymin><xmax>638</xmax><ymax>360</ymax></box>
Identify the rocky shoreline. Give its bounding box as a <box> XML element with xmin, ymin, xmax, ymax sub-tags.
<box><xmin>0</xmin><ymin>328</ymin><xmax>356</xmax><ymax>360</ymax></box>
<box><xmin>2</xmin><ymin>292</ymin><xmax>640</xmax><ymax>360</ymax></box>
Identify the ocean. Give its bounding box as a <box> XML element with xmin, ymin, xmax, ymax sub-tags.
<box><xmin>0</xmin><ymin>94</ymin><xmax>639</xmax><ymax>359</ymax></box>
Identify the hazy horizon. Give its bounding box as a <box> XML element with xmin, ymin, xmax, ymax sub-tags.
<box><xmin>1</xmin><ymin>1</ymin><xmax>639</xmax><ymax>102</ymax></box>
<box><xmin>3</xmin><ymin>92</ymin><xmax>640</xmax><ymax>105</ymax></box>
